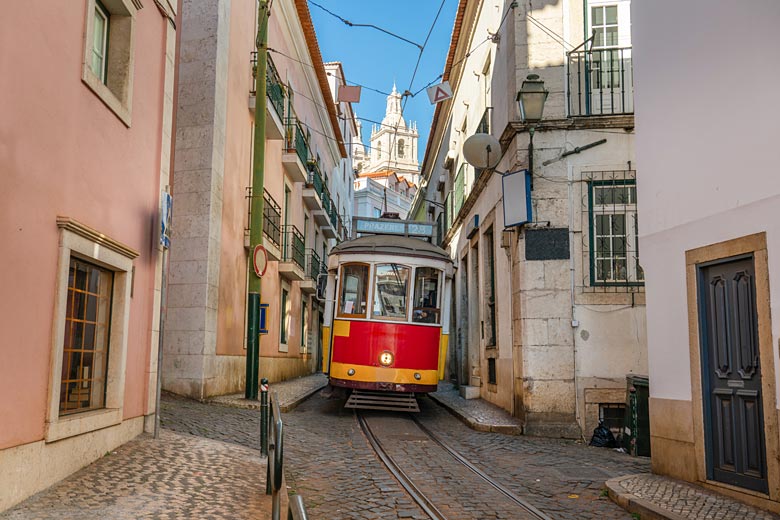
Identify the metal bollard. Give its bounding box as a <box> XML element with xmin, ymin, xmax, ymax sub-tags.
<box><xmin>260</xmin><ymin>378</ymin><xmax>269</xmax><ymax>457</ymax></box>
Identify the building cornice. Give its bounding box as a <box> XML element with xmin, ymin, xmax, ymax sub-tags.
<box><xmin>56</xmin><ymin>217</ymin><xmax>139</xmax><ymax>260</ymax></box>
<box><xmin>498</xmin><ymin>115</ymin><xmax>635</xmax><ymax>148</ymax></box>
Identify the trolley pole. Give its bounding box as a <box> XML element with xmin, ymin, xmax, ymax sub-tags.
<box><xmin>246</xmin><ymin>0</ymin><xmax>270</xmax><ymax>400</ymax></box>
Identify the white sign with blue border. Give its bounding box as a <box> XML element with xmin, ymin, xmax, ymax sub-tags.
<box><xmin>160</xmin><ymin>191</ymin><xmax>172</xmax><ymax>249</ymax></box>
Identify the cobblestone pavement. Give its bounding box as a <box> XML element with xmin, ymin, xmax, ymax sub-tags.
<box><xmin>361</xmin><ymin>412</ymin><xmax>545</xmax><ymax>519</ymax></box>
<box><xmin>280</xmin><ymin>390</ymin><xmax>651</xmax><ymax>520</ymax></box>
<box><xmin>415</xmin><ymin>396</ymin><xmax>650</xmax><ymax>519</ymax></box>
<box><xmin>609</xmin><ymin>474</ymin><xmax>780</xmax><ymax>519</ymax></box>
<box><xmin>0</xmin><ymin>430</ymin><xmax>268</xmax><ymax>520</ymax></box>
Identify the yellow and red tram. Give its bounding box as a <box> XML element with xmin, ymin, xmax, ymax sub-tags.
<box><xmin>322</xmin><ymin>234</ymin><xmax>452</xmax><ymax>395</ymax></box>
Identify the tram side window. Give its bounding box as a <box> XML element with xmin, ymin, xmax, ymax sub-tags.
<box><xmin>373</xmin><ymin>264</ymin><xmax>410</xmax><ymax>320</ymax></box>
<box><xmin>412</xmin><ymin>267</ymin><xmax>441</xmax><ymax>324</ymax></box>
<box><xmin>338</xmin><ymin>263</ymin><xmax>369</xmax><ymax>317</ymax></box>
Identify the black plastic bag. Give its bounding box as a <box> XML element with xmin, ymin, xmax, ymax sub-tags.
<box><xmin>589</xmin><ymin>421</ymin><xmax>617</xmax><ymax>448</ymax></box>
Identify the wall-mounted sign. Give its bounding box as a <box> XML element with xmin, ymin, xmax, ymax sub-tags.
<box><xmin>259</xmin><ymin>303</ymin><xmax>269</xmax><ymax>335</ymax></box>
<box><xmin>253</xmin><ymin>244</ymin><xmax>268</xmax><ymax>277</ymax></box>
<box><xmin>502</xmin><ymin>169</ymin><xmax>532</xmax><ymax>227</ymax></box>
<box><xmin>355</xmin><ymin>217</ymin><xmax>433</xmax><ymax>237</ymax></box>
<box><xmin>160</xmin><ymin>191</ymin><xmax>172</xmax><ymax>249</ymax></box>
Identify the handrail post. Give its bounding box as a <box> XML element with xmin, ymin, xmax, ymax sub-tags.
<box><xmin>260</xmin><ymin>378</ymin><xmax>269</xmax><ymax>456</ymax></box>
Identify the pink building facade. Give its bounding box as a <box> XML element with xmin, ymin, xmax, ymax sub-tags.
<box><xmin>0</xmin><ymin>0</ymin><xmax>178</xmax><ymax>511</ymax></box>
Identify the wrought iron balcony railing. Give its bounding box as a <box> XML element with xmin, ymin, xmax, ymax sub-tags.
<box><xmin>281</xmin><ymin>225</ymin><xmax>305</xmax><ymax>270</ymax></box>
<box><xmin>285</xmin><ymin>117</ymin><xmax>309</xmax><ymax>165</ymax></box>
<box><xmin>567</xmin><ymin>46</ymin><xmax>633</xmax><ymax>116</ymax></box>
<box><xmin>305</xmin><ymin>249</ymin><xmax>321</xmax><ymax>280</ymax></box>
<box><xmin>263</xmin><ymin>190</ymin><xmax>281</xmax><ymax>249</ymax></box>
<box><xmin>250</xmin><ymin>52</ymin><xmax>286</xmax><ymax>120</ymax></box>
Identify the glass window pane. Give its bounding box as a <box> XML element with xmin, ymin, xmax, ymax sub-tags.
<box><xmin>373</xmin><ymin>264</ymin><xmax>410</xmax><ymax>319</ymax></box>
<box><xmin>592</xmin><ymin>6</ymin><xmax>604</xmax><ymax>25</ymax></box>
<box><xmin>612</xmin><ymin>214</ymin><xmax>626</xmax><ymax>234</ymax></box>
<box><xmin>593</xmin><ymin>27</ymin><xmax>605</xmax><ymax>48</ymax></box>
<box><xmin>597</xmin><ymin>259</ymin><xmax>611</xmax><ymax>281</ymax></box>
<box><xmin>614</xmin><ymin>259</ymin><xmax>627</xmax><ymax>280</ymax></box>
<box><xmin>605</xmin><ymin>5</ymin><xmax>618</xmax><ymax>24</ymax></box>
<box><xmin>338</xmin><ymin>264</ymin><xmax>369</xmax><ymax>316</ymax></box>
<box><xmin>595</xmin><ymin>214</ymin><xmax>609</xmax><ymax>235</ymax></box>
<box><xmin>413</xmin><ymin>267</ymin><xmax>441</xmax><ymax>324</ymax></box>
<box><xmin>606</xmin><ymin>26</ymin><xmax>618</xmax><ymax>46</ymax></box>
<box><xmin>280</xmin><ymin>289</ymin><xmax>288</xmax><ymax>343</ymax></box>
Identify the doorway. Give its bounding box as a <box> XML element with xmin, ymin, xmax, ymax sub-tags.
<box><xmin>699</xmin><ymin>255</ymin><xmax>768</xmax><ymax>493</ymax></box>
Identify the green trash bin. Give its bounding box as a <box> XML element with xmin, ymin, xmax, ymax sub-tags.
<box><xmin>624</xmin><ymin>374</ymin><xmax>651</xmax><ymax>457</ymax></box>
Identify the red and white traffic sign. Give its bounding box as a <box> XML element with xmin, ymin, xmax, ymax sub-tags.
<box><xmin>426</xmin><ymin>81</ymin><xmax>453</xmax><ymax>104</ymax></box>
<box><xmin>253</xmin><ymin>244</ymin><xmax>268</xmax><ymax>277</ymax></box>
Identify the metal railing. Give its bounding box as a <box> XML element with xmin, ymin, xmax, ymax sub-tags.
<box><xmin>285</xmin><ymin>117</ymin><xmax>309</xmax><ymax>165</ymax></box>
<box><xmin>263</xmin><ymin>190</ymin><xmax>281</xmax><ymax>249</ymax></box>
<box><xmin>250</xmin><ymin>52</ymin><xmax>286</xmax><ymax>120</ymax></box>
<box><xmin>567</xmin><ymin>46</ymin><xmax>633</xmax><ymax>116</ymax></box>
<box><xmin>304</xmin><ymin>249</ymin><xmax>321</xmax><ymax>280</ymax></box>
<box><xmin>306</xmin><ymin>161</ymin><xmax>325</xmax><ymax>196</ymax></box>
<box><xmin>262</xmin><ymin>390</ymin><xmax>309</xmax><ymax>520</ymax></box>
<box><xmin>281</xmin><ymin>225</ymin><xmax>305</xmax><ymax>270</ymax></box>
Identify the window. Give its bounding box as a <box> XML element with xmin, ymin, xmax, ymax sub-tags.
<box><xmin>488</xmin><ymin>358</ymin><xmax>497</xmax><ymax>385</ymax></box>
<box><xmin>338</xmin><ymin>263</ymin><xmax>369</xmax><ymax>317</ymax></box>
<box><xmin>91</xmin><ymin>1</ymin><xmax>109</xmax><ymax>83</ymax></box>
<box><xmin>376</xmin><ymin>141</ymin><xmax>382</xmax><ymax>160</ymax></box>
<box><xmin>47</xmin><ymin>217</ymin><xmax>136</xmax><ymax>442</ymax></box>
<box><xmin>60</xmin><ymin>258</ymin><xmax>113</xmax><ymax>415</ymax></box>
<box><xmin>280</xmin><ymin>286</ymin><xmax>290</xmax><ymax>347</ymax></box>
<box><xmin>82</xmin><ymin>0</ymin><xmax>137</xmax><ymax>125</ymax></box>
<box><xmin>599</xmin><ymin>403</ymin><xmax>626</xmax><ymax>439</ymax></box>
<box><xmin>589</xmin><ymin>180</ymin><xmax>643</xmax><ymax>285</ymax></box>
<box><xmin>398</xmin><ymin>139</ymin><xmax>405</xmax><ymax>159</ymax></box>
<box><xmin>483</xmin><ymin>228</ymin><xmax>497</xmax><ymax>347</ymax></box>
<box><xmin>300</xmin><ymin>297</ymin><xmax>308</xmax><ymax>353</ymax></box>
<box><xmin>591</xmin><ymin>5</ymin><xmax>620</xmax><ymax>89</ymax></box>
<box><xmin>373</xmin><ymin>264</ymin><xmax>410</xmax><ymax>320</ymax></box>
<box><xmin>412</xmin><ymin>267</ymin><xmax>441</xmax><ymax>324</ymax></box>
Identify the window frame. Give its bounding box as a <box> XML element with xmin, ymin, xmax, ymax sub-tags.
<box><xmin>91</xmin><ymin>0</ymin><xmax>110</xmax><ymax>84</ymax></box>
<box><xmin>47</xmin><ymin>217</ymin><xmax>137</xmax><ymax>443</ymax></box>
<box><xmin>81</xmin><ymin>0</ymin><xmax>137</xmax><ymax>126</ymax></box>
<box><xmin>280</xmin><ymin>283</ymin><xmax>290</xmax><ymax>350</ymax></box>
<box><xmin>412</xmin><ymin>267</ymin><xmax>443</xmax><ymax>325</ymax></box>
<box><xmin>336</xmin><ymin>262</ymin><xmax>371</xmax><ymax>319</ymax></box>
<box><xmin>371</xmin><ymin>263</ymin><xmax>412</xmax><ymax>322</ymax></box>
<box><xmin>587</xmin><ymin>179</ymin><xmax>644</xmax><ymax>286</ymax></box>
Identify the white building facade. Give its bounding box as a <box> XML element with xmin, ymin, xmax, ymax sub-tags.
<box><xmin>411</xmin><ymin>0</ymin><xmax>646</xmax><ymax>438</ymax></box>
<box><xmin>634</xmin><ymin>0</ymin><xmax>780</xmax><ymax>512</ymax></box>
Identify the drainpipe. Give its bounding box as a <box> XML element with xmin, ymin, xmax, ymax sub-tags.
<box><xmin>246</xmin><ymin>1</ymin><xmax>270</xmax><ymax>400</ymax></box>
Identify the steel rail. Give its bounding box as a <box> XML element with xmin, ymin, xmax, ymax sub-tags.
<box><xmin>356</xmin><ymin>412</ymin><xmax>448</xmax><ymax>520</ymax></box>
<box><xmin>411</xmin><ymin>416</ymin><xmax>552</xmax><ymax>520</ymax></box>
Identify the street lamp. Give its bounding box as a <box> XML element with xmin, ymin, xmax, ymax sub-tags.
<box><xmin>516</xmin><ymin>73</ymin><xmax>548</xmax><ymax>188</ymax></box>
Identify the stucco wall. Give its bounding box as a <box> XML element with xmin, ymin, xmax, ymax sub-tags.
<box><xmin>634</xmin><ymin>0</ymin><xmax>780</xmax><ymax>405</ymax></box>
<box><xmin>0</xmin><ymin>3</ymin><xmax>167</xmax><ymax>449</ymax></box>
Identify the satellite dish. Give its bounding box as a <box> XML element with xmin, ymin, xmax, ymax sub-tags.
<box><xmin>463</xmin><ymin>133</ymin><xmax>502</xmax><ymax>169</ymax></box>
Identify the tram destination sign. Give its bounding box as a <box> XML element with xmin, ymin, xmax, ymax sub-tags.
<box><xmin>354</xmin><ymin>217</ymin><xmax>433</xmax><ymax>238</ymax></box>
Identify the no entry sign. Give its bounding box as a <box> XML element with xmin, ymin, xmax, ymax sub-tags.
<box><xmin>253</xmin><ymin>244</ymin><xmax>268</xmax><ymax>277</ymax></box>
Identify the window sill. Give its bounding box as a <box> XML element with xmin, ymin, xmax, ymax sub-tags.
<box><xmin>82</xmin><ymin>70</ymin><xmax>132</xmax><ymax>127</ymax></box>
<box><xmin>45</xmin><ymin>407</ymin><xmax>123</xmax><ymax>443</ymax></box>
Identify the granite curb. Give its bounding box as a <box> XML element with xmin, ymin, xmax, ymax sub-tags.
<box><xmin>207</xmin><ymin>374</ymin><xmax>328</xmax><ymax>413</ymax></box>
<box><xmin>606</xmin><ymin>475</ymin><xmax>688</xmax><ymax>520</ymax></box>
<box><xmin>427</xmin><ymin>392</ymin><xmax>523</xmax><ymax>436</ymax></box>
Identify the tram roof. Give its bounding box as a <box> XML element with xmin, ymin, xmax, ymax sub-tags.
<box><xmin>330</xmin><ymin>235</ymin><xmax>451</xmax><ymax>262</ymax></box>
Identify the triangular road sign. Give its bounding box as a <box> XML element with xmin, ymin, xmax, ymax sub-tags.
<box><xmin>426</xmin><ymin>81</ymin><xmax>453</xmax><ymax>104</ymax></box>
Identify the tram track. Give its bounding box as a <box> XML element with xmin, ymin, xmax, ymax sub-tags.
<box><xmin>357</xmin><ymin>410</ymin><xmax>552</xmax><ymax>520</ymax></box>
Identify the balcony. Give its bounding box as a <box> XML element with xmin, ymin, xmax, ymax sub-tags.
<box><xmin>263</xmin><ymin>190</ymin><xmax>282</xmax><ymax>261</ymax></box>
<box><xmin>567</xmin><ymin>46</ymin><xmax>633</xmax><ymax>116</ymax></box>
<box><xmin>302</xmin><ymin>160</ymin><xmax>326</xmax><ymax>210</ymax></box>
<box><xmin>279</xmin><ymin>225</ymin><xmax>305</xmax><ymax>281</ymax></box>
<box><xmin>249</xmin><ymin>52</ymin><xmax>285</xmax><ymax>140</ymax></box>
<box><xmin>282</xmin><ymin>117</ymin><xmax>309</xmax><ymax>183</ymax></box>
<box><xmin>300</xmin><ymin>249</ymin><xmax>322</xmax><ymax>294</ymax></box>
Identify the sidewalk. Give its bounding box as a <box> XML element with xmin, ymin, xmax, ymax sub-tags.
<box><xmin>0</xmin><ymin>374</ymin><xmax>328</xmax><ymax>520</ymax></box>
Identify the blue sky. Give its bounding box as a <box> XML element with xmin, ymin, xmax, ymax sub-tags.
<box><xmin>309</xmin><ymin>0</ymin><xmax>458</xmax><ymax>164</ymax></box>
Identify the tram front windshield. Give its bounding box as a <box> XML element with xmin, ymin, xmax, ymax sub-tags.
<box><xmin>412</xmin><ymin>267</ymin><xmax>441</xmax><ymax>324</ymax></box>
<box><xmin>373</xmin><ymin>264</ymin><xmax>409</xmax><ymax>319</ymax></box>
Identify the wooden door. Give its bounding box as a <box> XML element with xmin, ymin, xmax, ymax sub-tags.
<box><xmin>700</xmin><ymin>256</ymin><xmax>768</xmax><ymax>493</ymax></box>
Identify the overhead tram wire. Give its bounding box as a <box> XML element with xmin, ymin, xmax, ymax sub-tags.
<box><xmin>308</xmin><ymin>0</ymin><xmax>423</xmax><ymax>50</ymax></box>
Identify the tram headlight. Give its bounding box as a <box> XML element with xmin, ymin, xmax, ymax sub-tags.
<box><xmin>347</xmin><ymin>368</ymin><xmax>355</xmax><ymax>376</ymax></box>
<box><xmin>414</xmin><ymin>373</ymin><xmax>421</xmax><ymax>380</ymax></box>
<box><xmin>379</xmin><ymin>351</ymin><xmax>394</xmax><ymax>367</ymax></box>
